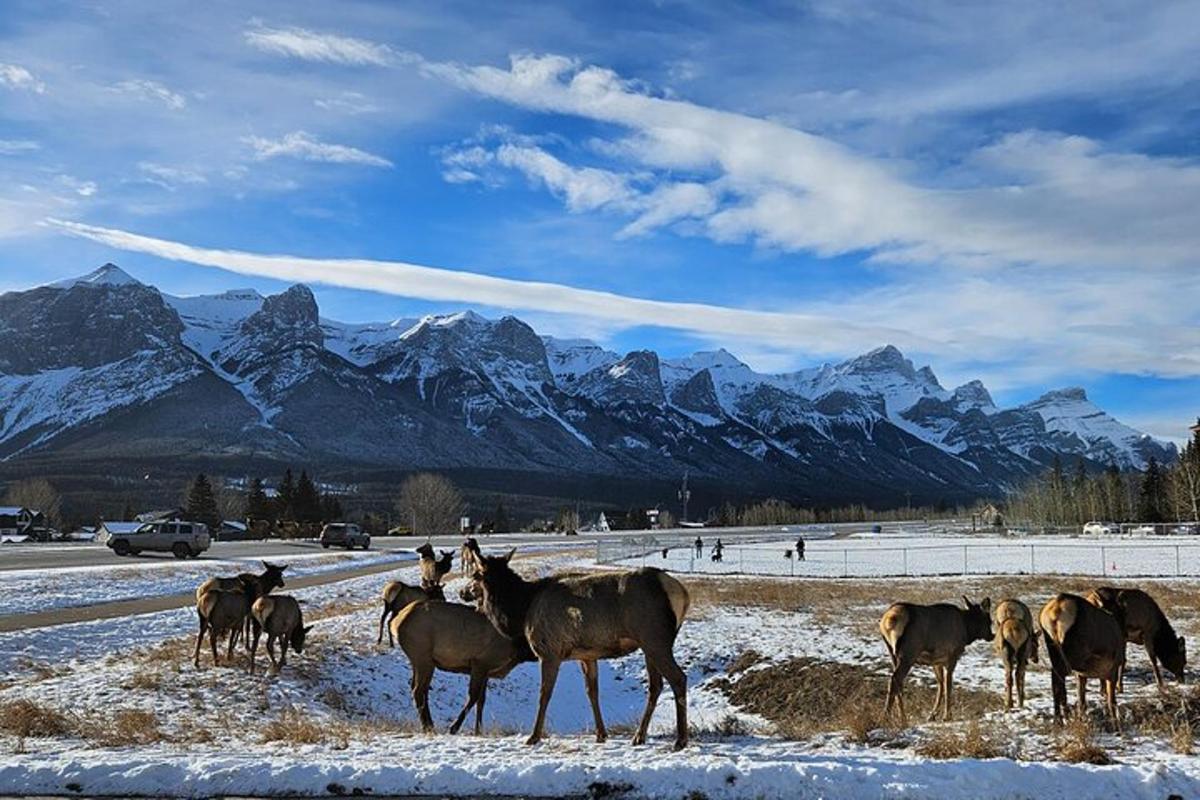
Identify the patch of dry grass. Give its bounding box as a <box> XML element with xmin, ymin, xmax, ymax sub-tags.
<box><xmin>84</xmin><ymin>709</ymin><xmax>165</xmax><ymax>747</ymax></box>
<box><xmin>916</xmin><ymin>720</ymin><xmax>1007</xmax><ymax>759</ymax></box>
<box><xmin>0</xmin><ymin>700</ymin><xmax>74</xmax><ymax>752</ymax></box>
<box><xmin>1055</xmin><ymin>716</ymin><xmax>1111</xmax><ymax>765</ymax></box>
<box><xmin>121</xmin><ymin>670</ymin><xmax>163</xmax><ymax>691</ymax></box>
<box><xmin>261</xmin><ymin>706</ymin><xmax>350</xmax><ymax>749</ymax></box>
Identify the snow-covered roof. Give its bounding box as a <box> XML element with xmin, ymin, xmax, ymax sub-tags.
<box><xmin>98</xmin><ymin>521</ymin><xmax>142</xmax><ymax>534</ymax></box>
<box><xmin>0</xmin><ymin>506</ymin><xmax>27</xmax><ymax>516</ymax></box>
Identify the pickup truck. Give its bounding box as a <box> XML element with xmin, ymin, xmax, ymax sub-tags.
<box><xmin>106</xmin><ymin>520</ymin><xmax>211</xmax><ymax>558</ymax></box>
<box><xmin>320</xmin><ymin>522</ymin><xmax>371</xmax><ymax>550</ymax></box>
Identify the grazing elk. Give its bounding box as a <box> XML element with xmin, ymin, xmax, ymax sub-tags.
<box><xmin>879</xmin><ymin>596</ymin><xmax>992</xmax><ymax>724</ymax></box>
<box><xmin>193</xmin><ymin>581</ymin><xmax>254</xmax><ymax>668</ymax></box>
<box><xmin>249</xmin><ymin>595</ymin><xmax>312</xmax><ymax>676</ymax></box>
<box><xmin>1039</xmin><ymin>593</ymin><xmax>1125</xmax><ymax>726</ymax></box>
<box><xmin>465</xmin><ymin>541</ymin><xmax>691</xmax><ymax>749</ymax></box>
<box><xmin>390</xmin><ymin>599</ymin><xmax>534</xmax><ymax>734</ymax></box>
<box><xmin>1086</xmin><ymin>586</ymin><xmax>1185</xmax><ymax>692</ymax></box>
<box><xmin>992</xmin><ymin>598</ymin><xmax>1038</xmax><ymax>710</ymax></box>
<box><xmin>378</xmin><ymin>580</ymin><xmax>446</xmax><ymax>646</ymax></box>
<box><xmin>195</xmin><ymin>561</ymin><xmax>288</xmax><ymax>649</ymax></box>
<box><xmin>415</xmin><ymin>543</ymin><xmax>455</xmax><ymax>591</ymax></box>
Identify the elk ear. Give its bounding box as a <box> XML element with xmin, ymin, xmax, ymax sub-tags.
<box><xmin>962</xmin><ymin>595</ymin><xmax>972</xmax><ymax>609</ymax></box>
<box><xmin>1179</xmin><ymin>636</ymin><xmax>1186</xmax><ymax>652</ymax></box>
<box><xmin>504</xmin><ymin>547</ymin><xmax>516</xmax><ymax>563</ymax></box>
<box><xmin>980</xmin><ymin>598</ymin><xmax>991</xmax><ymax>613</ymax></box>
<box><xmin>303</xmin><ymin>625</ymin><xmax>314</xmax><ymax>635</ymax></box>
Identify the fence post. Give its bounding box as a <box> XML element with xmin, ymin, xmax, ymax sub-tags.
<box><xmin>962</xmin><ymin>545</ymin><xmax>968</xmax><ymax>575</ymax></box>
<box><xmin>1176</xmin><ymin>545</ymin><xmax>1181</xmax><ymax>577</ymax></box>
<box><xmin>843</xmin><ymin>548</ymin><xmax>849</xmax><ymax>578</ymax></box>
<box><xmin>903</xmin><ymin>548</ymin><xmax>908</xmax><ymax>577</ymax></box>
<box><xmin>1029</xmin><ymin>544</ymin><xmax>1035</xmax><ymax>575</ymax></box>
<box><xmin>1100</xmin><ymin>545</ymin><xmax>1107</xmax><ymax>577</ymax></box>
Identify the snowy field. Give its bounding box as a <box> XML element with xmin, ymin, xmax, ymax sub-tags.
<box><xmin>0</xmin><ymin>547</ymin><xmax>420</xmax><ymax>617</ymax></box>
<box><xmin>618</xmin><ymin>533</ymin><xmax>1200</xmax><ymax>579</ymax></box>
<box><xmin>0</xmin><ymin>548</ymin><xmax>1198</xmax><ymax>798</ymax></box>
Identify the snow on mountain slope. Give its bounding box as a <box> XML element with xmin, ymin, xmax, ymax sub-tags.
<box><xmin>165</xmin><ymin>288</ymin><xmax>264</xmax><ymax>360</ymax></box>
<box><xmin>322</xmin><ymin>317</ymin><xmax>419</xmax><ymax>366</ymax></box>
<box><xmin>1022</xmin><ymin>387</ymin><xmax>1171</xmax><ymax>469</ymax></box>
<box><xmin>543</xmin><ymin>336</ymin><xmax>620</xmax><ymax>386</ymax></box>
<box><xmin>47</xmin><ymin>263</ymin><xmax>140</xmax><ymax>290</ymax></box>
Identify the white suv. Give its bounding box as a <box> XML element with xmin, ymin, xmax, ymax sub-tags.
<box><xmin>107</xmin><ymin>520</ymin><xmax>211</xmax><ymax>558</ymax></box>
<box><xmin>1083</xmin><ymin>521</ymin><xmax>1117</xmax><ymax>536</ymax></box>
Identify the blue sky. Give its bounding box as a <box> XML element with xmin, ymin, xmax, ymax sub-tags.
<box><xmin>1</xmin><ymin>1</ymin><xmax>1198</xmax><ymax>441</ymax></box>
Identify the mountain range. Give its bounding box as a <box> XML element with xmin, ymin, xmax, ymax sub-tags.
<box><xmin>0</xmin><ymin>264</ymin><xmax>1176</xmax><ymax>512</ymax></box>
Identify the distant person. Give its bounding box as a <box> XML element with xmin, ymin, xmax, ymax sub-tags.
<box><xmin>694</xmin><ymin>536</ymin><xmax>703</xmax><ymax>557</ymax></box>
<box><xmin>661</xmin><ymin>547</ymin><xmax>670</xmax><ymax>559</ymax></box>
<box><xmin>711</xmin><ymin>538</ymin><xmax>724</xmax><ymax>562</ymax></box>
<box><xmin>796</xmin><ymin>537</ymin><xmax>805</xmax><ymax>561</ymax></box>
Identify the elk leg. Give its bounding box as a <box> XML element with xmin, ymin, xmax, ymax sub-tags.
<box><xmin>1105</xmin><ymin>675</ymin><xmax>1121</xmax><ymax>731</ymax></box>
<box><xmin>209</xmin><ymin>624</ymin><xmax>221</xmax><ymax>666</ymax></box>
<box><xmin>1044</xmin><ymin>633</ymin><xmax>1068</xmax><ymax>723</ymax></box>
<box><xmin>193</xmin><ymin>614</ymin><xmax>208</xmax><ymax>668</ymax></box>
<box><xmin>249</xmin><ymin>623</ymin><xmax>262</xmax><ymax>675</ymax></box>
<box><xmin>633</xmin><ymin>660</ymin><xmax>662</xmax><ymax>746</ymax></box>
<box><xmin>1148</xmin><ymin>645</ymin><xmax>1165</xmax><ymax>692</ymax></box>
<box><xmin>927</xmin><ymin>665</ymin><xmax>944</xmax><ymax>722</ymax></box>
<box><xmin>580</xmin><ymin>659</ymin><xmax>608</xmax><ymax>743</ymax></box>
<box><xmin>475</xmin><ymin>679</ymin><xmax>488</xmax><ymax>735</ymax></box>
<box><xmin>277</xmin><ymin>639</ymin><xmax>289</xmax><ymax>674</ymax></box>
<box><xmin>1004</xmin><ymin>661</ymin><xmax>1014</xmax><ymax>711</ymax></box>
<box><xmin>942</xmin><ymin>661</ymin><xmax>957</xmax><ymax>721</ymax></box>
<box><xmin>1017</xmin><ymin>659</ymin><xmax>1027</xmax><ymax>708</ymax></box>
<box><xmin>450</xmin><ymin>667</ymin><xmax>485</xmax><ymax>734</ymax></box>
<box><xmin>527</xmin><ymin>657</ymin><xmax>561</xmax><ymax>746</ymax></box>
<box><xmin>265</xmin><ymin>633</ymin><xmax>279</xmax><ymax>672</ymax></box>
<box><xmin>645</xmin><ymin>644</ymin><xmax>688</xmax><ymax>750</ymax></box>
<box><xmin>412</xmin><ymin>665</ymin><xmax>435</xmax><ymax>732</ymax></box>
<box><xmin>377</xmin><ymin>603</ymin><xmax>390</xmax><ymax>646</ymax></box>
<box><xmin>1075</xmin><ymin>675</ymin><xmax>1087</xmax><ymax>720</ymax></box>
<box><xmin>884</xmin><ymin>655</ymin><xmax>914</xmax><ymax>726</ymax></box>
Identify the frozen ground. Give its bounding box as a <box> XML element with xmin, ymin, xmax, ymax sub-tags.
<box><xmin>619</xmin><ymin>533</ymin><xmax>1200</xmax><ymax>579</ymax></box>
<box><xmin>0</xmin><ymin>549</ymin><xmax>1198</xmax><ymax>798</ymax></box>
<box><xmin>0</xmin><ymin>548</ymin><xmax>418</xmax><ymax>617</ymax></box>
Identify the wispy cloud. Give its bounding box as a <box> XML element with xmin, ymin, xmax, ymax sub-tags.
<box><xmin>244</xmin><ymin>24</ymin><xmax>398</xmax><ymax>67</ymax></box>
<box><xmin>46</xmin><ymin>219</ymin><xmax>926</xmax><ymax>357</ymax></box>
<box><xmin>422</xmin><ymin>53</ymin><xmax>1200</xmax><ymax>271</ymax></box>
<box><xmin>0</xmin><ymin>63</ymin><xmax>45</xmax><ymax>93</ymax></box>
<box><xmin>243</xmin><ymin>131</ymin><xmax>393</xmax><ymax>168</ymax></box>
<box><xmin>313</xmin><ymin>91</ymin><xmax>380</xmax><ymax>114</ymax></box>
<box><xmin>110</xmin><ymin>79</ymin><xmax>187</xmax><ymax>110</ymax></box>
<box><xmin>137</xmin><ymin>162</ymin><xmax>207</xmax><ymax>189</ymax></box>
<box><xmin>0</xmin><ymin>139</ymin><xmax>39</xmax><ymax>155</ymax></box>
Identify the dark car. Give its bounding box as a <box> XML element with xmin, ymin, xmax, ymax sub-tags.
<box><xmin>320</xmin><ymin>522</ymin><xmax>370</xmax><ymax>550</ymax></box>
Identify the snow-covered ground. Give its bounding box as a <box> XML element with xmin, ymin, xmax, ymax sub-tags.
<box><xmin>0</xmin><ymin>549</ymin><xmax>1198</xmax><ymax>798</ymax></box>
<box><xmin>620</xmin><ymin>533</ymin><xmax>1200</xmax><ymax>578</ymax></box>
<box><xmin>0</xmin><ymin>548</ymin><xmax>418</xmax><ymax>617</ymax></box>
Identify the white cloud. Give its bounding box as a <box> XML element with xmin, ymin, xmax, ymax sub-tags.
<box><xmin>243</xmin><ymin>131</ymin><xmax>393</xmax><ymax>168</ymax></box>
<box><xmin>46</xmin><ymin>219</ymin><xmax>925</xmax><ymax>357</ymax></box>
<box><xmin>110</xmin><ymin>79</ymin><xmax>187</xmax><ymax>110</ymax></box>
<box><xmin>422</xmin><ymin>53</ymin><xmax>1200</xmax><ymax>271</ymax></box>
<box><xmin>495</xmin><ymin>144</ymin><xmax>634</xmax><ymax>212</ymax></box>
<box><xmin>0</xmin><ymin>140</ymin><xmax>39</xmax><ymax>155</ymax></box>
<box><xmin>137</xmin><ymin>162</ymin><xmax>207</xmax><ymax>189</ymax></box>
<box><xmin>314</xmin><ymin>91</ymin><xmax>379</xmax><ymax>114</ymax></box>
<box><xmin>0</xmin><ymin>63</ymin><xmax>45</xmax><ymax>93</ymax></box>
<box><xmin>244</xmin><ymin>24</ymin><xmax>398</xmax><ymax>67</ymax></box>
<box><xmin>57</xmin><ymin>176</ymin><xmax>97</xmax><ymax>197</ymax></box>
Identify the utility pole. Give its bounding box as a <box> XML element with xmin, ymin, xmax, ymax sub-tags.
<box><xmin>678</xmin><ymin>471</ymin><xmax>691</xmax><ymax>524</ymax></box>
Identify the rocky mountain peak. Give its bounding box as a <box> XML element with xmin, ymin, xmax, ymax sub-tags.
<box><xmin>50</xmin><ymin>263</ymin><xmax>142</xmax><ymax>290</ymax></box>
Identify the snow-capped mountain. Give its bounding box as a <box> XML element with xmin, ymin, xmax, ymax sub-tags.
<box><xmin>0</xmin><ymin>265</ymin><xmax>1177</xmax><ymax>507</ymax></box>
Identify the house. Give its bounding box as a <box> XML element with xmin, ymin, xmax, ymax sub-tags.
<box><xmin>0</xmin><ymin>506</ymin><xmax>47</xmax><ymax>539</ymax></box>
<box><xmin>95</xmin><ymin>520</ymin><xmax>143</xmax><ymax>544</ymax></box>
<box><xmin>977</xmin><ymin>503</ymin><xmax>1005</xmax><ymax>528</ymax></box>
<box><xmin>135</xmin><ymin>508</ymin><xmax>187</xmax><ymax>523</ymax></box>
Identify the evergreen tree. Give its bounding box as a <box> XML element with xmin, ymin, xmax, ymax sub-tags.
<box><xmin>185</xmin><ymin>473</ymin><xmax>221</xmax><ymax>531</ymax></box>
<box><xmin>294</xmin><ymin>470</ymin><xmax>322</xmax><ymax>523</ymax></box>
<box><xmin>1072</xmin><ymin>458</ymin><xmax>1089</xmax><ymax>525</ymax></box>
<box><xmin>121</xmin><ymin>500</ymin><xmax>135</xmax><ymax>522</ymax></box>
<box><xmin>1138</xmin><ymin>457</ymin><xmax>1166</xmax><ymax>523</ymax></box>
<box><xmin>1104</xmin><ymin>462</ymin><xmax>1124</xmax><ymax>521</ymax></box>
<box><xmin>246</xmin><ymin>478</ymin><xmax>274</xmax><ymax>524</ymax></box>
<box><xmin>625</xmin><ymin>506</ymin><xmax>650</xmax><ymax>530</ymax></box>
<box><xmin>493</xmin><ymin>502</ymin><xmax>511</xmax><ymax>534</ymax></box>
<box><xmin>277</xmin><ymin>469</ymin><xmax>296</xmax><ymax>521</ymax></box>
<box><xmin>320</xmin><ymin>494</ymin><xmax>344</xmax><ymax>522</ymax></box>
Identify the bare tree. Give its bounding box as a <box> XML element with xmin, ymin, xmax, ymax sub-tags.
<box><xmin>395</xmin><ymin>473</ymin><xmax>465</xmax><ymax>537</ymax></box>
<box><xmin>4</xmin><ymin>478</ymin><xmax>62</xmax><ymax>529</ymax></box>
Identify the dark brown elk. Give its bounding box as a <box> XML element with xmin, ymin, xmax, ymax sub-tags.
<box><xmin>195</xmin><ymin>561</ymin><xmax>288</xmax><ymax>649</ymax></box>
<box><xmin>390</xmin><ymin>599</ymin><xmax>534</xmax><ymax>734</ymax></box>
<box><xmin>249</xmin><ymin>595</ymin><xmax>312</xmax><ymax>676</ymax></box>
<box><xmin>193</xmin><ymin>581</ymin><xmax>253</xmax><ymax>668</ymax></box>
<box><xmin>378</xmin><ymin>580</ymin><xmax>446</xmax><ymax>646</ymax></box>
<box><xmin>992</xmin><ymin>598</ymin><xmax>1037</xmax><ymax>710</ymax></box>
<box><xmin>465</xmin><ymin>542</ymin><xmax>691</xmax><ymax>749</ymax></box>
<box><xmin>879</xmin><ymin>596</ymin><xmax>992</xmax><ymax>723</ymax></box>
<box><xmin>1086</xmin><ymin>586</ymin><xmax>1185</xmax><ymax>692</ymax></box>
<box><xmin>415</xmin><ymin>543</ymin><xmax>454</xmax><ymax>590</ymax></box>
<box><xmin>1039</xmin><ymin>593</ymin><xmax>1125</xmax><ymax>726</ymax></box>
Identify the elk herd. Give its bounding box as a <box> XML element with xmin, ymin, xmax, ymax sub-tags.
<box><xmin>190</xmin><ymin>542</ymin><xmax>1185</xmax><ymax>749</ymax></box>
<box><xmin>881</xmin><ymin>587</ymin><xmax>1186</xmax><ymax>730</ymax></box>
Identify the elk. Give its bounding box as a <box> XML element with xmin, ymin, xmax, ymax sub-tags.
<box><xmin>390</xmin><ymin>599</ymin><xmax>534</xmax><ymax>734</ymax></box>
<box><xmin>193</xmin><ymin>581</ymin><xmax>254</xmax><ymax>668</ymax></box>
<box><xmin>992</xmin><ymin>598</ymin><xmax>1038</xmax><ymax>710</ymax></box>
<box><xmin>1086</xmin><ymin>586</ymin><xmax>1185</xmax><ymax>692</ymax></box>
<box><xmin>879</xmin><ymin>596</ymin><xmax>992</xmax><ymax>724</ymax></box>
<box><xmin>1039</xmin><ymin>593</ymin><xmax>1125</xmax><ymax>726</ymax></box>
<box><xmin>415</xmin><ymin>543</ymin><xmax>455</xmax><ymax>590</ymax></box>
<box><xmin>195</xmin><ymin>561</ymin><xmax>288</xmax><ymax>649</ymax></box>
<box><xmin>465</xmin><ymin>541</ymin><xmax>691</xmax><ymax>749</ymax></box>
<box><xmin>249</xmin><ymin>595</ymin><xmax>312</xmax><ymax>676</ymax></box>
<box><xmin>378</xmin><ymin>580</ymin><xmax>446</xmax><ymax>646</ymax></box>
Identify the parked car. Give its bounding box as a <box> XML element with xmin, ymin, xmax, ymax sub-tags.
<box><xmin>1129</xmin><ymin>524</ymin><xmax>1159</xmax><ymax>536</ymax></box>
<box><xmin>320</xmin><ymin>522</ymin><xmax>370</xmax><ymax>550</ymax></box>
<box><xmin>105</xmin><ymin>520</ymin><xmax>211</xmax><ymax>558</ymax></box>
<box><xmin>1083</xmin><ymin>521</ymin><xmax>1117</xmax><ymax>536</ymax></box>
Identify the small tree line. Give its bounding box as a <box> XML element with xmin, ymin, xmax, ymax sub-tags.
<box><xmin>1006</xmin><ymin>427</ymin><xmax>1200</xmax><ymax>526</ymax></box>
